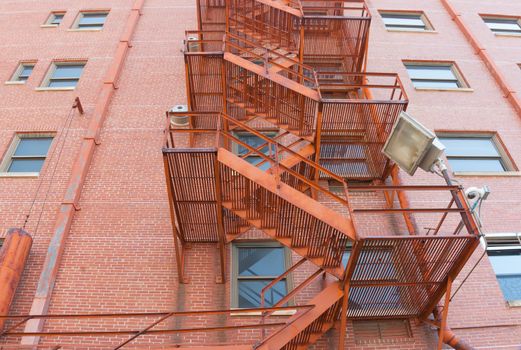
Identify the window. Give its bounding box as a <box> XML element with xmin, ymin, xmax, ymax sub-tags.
<box><xmin>404</xmin><ymin>63</ymin><xmax>466</xmax><ymax>89</ymax></box>
<box><xmin>437</xmin><ymin>134</ymin><xmax>513</xmax><ymax>172</ymax></box>
<box><xmin>232</xmin><ymin>242</ymin><xmax>290</xmax><ymax>308</ymax></box>
<box><xmin>482</xmin><ymin>16</ymin><xmax>521</xmax><ymax>34</ymax></box>
<box><xmin>45</xmin><ymin>12</ymin><xmax>65</xmax><ymax>26</ymax></box>
<box><xmin>233</xmin><ymin>132</ymin><xmax>277</xmax><ymax>171</ymax></box>
<box><xmin>42</xmin><ymin>62</ymin><xmax>85</xmax><ymax>89</ymax></box>
<box><xmin>380</xmin><ymin>11</ymin><xmax>433</xmax><ymax>31</ymax></box>
<box><xmin>73</xmin><ymin>11</ymin><xmax>109</xmax><ymax>30</ymax></box>
<box><xmin>10</xmin><ymin>62</ymin><xmax>35</xmax><ymax>83</ymax></box>
<box><xmin>485</xmin><ymin>233</ymin><xmax>521</xmax><ymax>304</ymax></box>
<box><xmin>0</xmin><ymin>135</ymin><xmax>54</xmax><ymax>174</ymax></box>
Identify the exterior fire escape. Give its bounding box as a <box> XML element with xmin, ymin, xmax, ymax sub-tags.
<box><xmin>162</xmin><ymin>0</ymin><xmax>482</xmax><ymax>348</ymax></box>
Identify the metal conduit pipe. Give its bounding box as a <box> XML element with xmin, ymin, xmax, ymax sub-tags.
<box><xmin>21</xmin><ymin>0</ymin><xmax>145</xmax><ymax>346</ymax></box>
<box><xmin>0</xmin><ymin>228</ymin><xmax>33</xmax><ymax>330</ymax></box>
<box><xmin>434</xmin><ymin>306</ymin><xmax>475</xmax><ymax>350</ymax></box>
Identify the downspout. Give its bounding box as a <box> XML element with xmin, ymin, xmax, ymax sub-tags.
<box><xmin>440</xmin><ymin>0</ymin><xmax>521</xmax><ymax>117</ymax></box>
<box><xmin>21</xmin><ymin>0</ymin><xmax>145</xmax><ymax>345</ymax></box>
<box><xmin>434</xmin><ymin>306</ymin><xmax>474</xmax><ymax>350</ymax></box>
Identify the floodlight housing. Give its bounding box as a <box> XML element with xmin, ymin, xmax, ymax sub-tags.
<box><xmin>382</xmin><ymin>111</ymin><xmax>442</xmax><ymax>176</ymax></box>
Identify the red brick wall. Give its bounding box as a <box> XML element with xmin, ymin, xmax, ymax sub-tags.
<box><xmin>0</xmin><ymin>0</ymin><xmax>520</xmax><ymax>349</ymax></box>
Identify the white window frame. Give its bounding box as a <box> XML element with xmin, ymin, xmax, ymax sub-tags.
<box><xmin>484</xmin><ymin>233</ymin><xmax>521</xmax><ymax>306</ymax></box>
<box><xmin>379</xmin><ymin>11</ymin><xmax>435</xmax><ymax>32</ymax></box>
<box><xmin>436</xmin><ymin>132</ymin><xmax>517</xmax><ymax>175</ymax></box>
<box><xmin>481</xmin><ymin>15</ymin><xmax>521</xmax><ymax>36</ymax></box>
<box><xmin>43</xmin><ymin>11</ymin><xmax>66</xmax><ymax>27</ymax></box>
<box><xmin>0</xmin><ymin>133</ymin><xmax>55</xmax><ymax>177</ymax></box>
<box><xmin>404</xmin><ymin>61</ymin><xmax>470</xmax><ymax>91</ymax></box>
<box><xmin>7</xmin><ymin>61</ymin><xmax>36</xmax><ymax>85</ymax></box>
<box><xmin>71</xmin><ymin>11</ymin><xmax>109</xmax><ymax>31</ymax></box>
<box><xmin>231</xmin><ymin>241</ymin><xmax>294</xmax><ymax>314</ymax></box>
<box><xmin>38</xmin><ymin>61</ymin><xmax>86</xmax><ymax>91</ymax></box>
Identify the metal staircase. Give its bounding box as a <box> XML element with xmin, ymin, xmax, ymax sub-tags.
<box><xmin>161</xmin><ymin>0</ymin><xmax>483</xmax><ymax>348</ymax></box>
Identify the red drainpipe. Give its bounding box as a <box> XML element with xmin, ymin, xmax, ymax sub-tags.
<box><xmin>440</xmin><ymin>0</ymin><xmax>521</xmax><ymax>117</ymax></box>
<box><xmin>21</xmin><ymin>0</ymin><xmax>145</xmax><ymax>345</ymax></box>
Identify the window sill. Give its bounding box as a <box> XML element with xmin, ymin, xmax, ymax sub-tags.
<box><xmin>35</xmin><ymin>87</ymin><xmax>75</xmax><ymax>91</ymax></box>
<box><xmin>230</xmin><ymin>309</ymin><xmax>297</xmax><ymax>317</ymax></box>
<box><xmin>453</xmin><ymin>171</ymin><xmax>521</xmax><ymax>177</ymax></box>
<box><xmin>414</xmin><ymin>87</ymin><xmax>474</xmax><ymax>92</ymax></box>
<box><xmin>386</xmin><ymin>29</ymin><xmax>438</xmax><ymax>34</ymax></box>
<box><xmin>494</xmin><ymin>33</ymin><xmax>521</xmax><ymax>37</ymax></box>
<box><xmin>0</xmin><ymin>172</ymin><xmax>39</xmax><ymax>178</ymax></box>
<box><xmin>67</xmin><ymin>28</ymin><xmax>103</xmax><ymax>32</ymax></box>
<box><xmin>40</xmin><ymin>24</ymin><xmax>59</xmax><ymax>28</ymax></box>
<box><xmin>5</xmin><ymin>81</ymin><xmax>26</xmax><ymax>85</ymax></box>
<box><xmin>508</xmin><ymin>300</ymin><xmax>521</xmax><ymax>307</ymax></box>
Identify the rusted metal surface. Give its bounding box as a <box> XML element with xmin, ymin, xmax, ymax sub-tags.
<box><xmin>0</xmin><ymin>228</ymin><xmax>32</xmax><ymax>331</ymax></box>
<box><xmin>346</xmin><ymin>236</ymin><xmax>480</xmax><ymax>319</ymax></box>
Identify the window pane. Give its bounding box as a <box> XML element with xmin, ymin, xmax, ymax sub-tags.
<box><xmin>440</xmin><ymin>137</ymin><xmax>500</xmax><ymax>157</ymax></box>
<box><xmin>411</xmin><ymin>80</ymin><xmax>459</xmax><ymax>89</ymax></box>
<box><xmin>484</xmin><ymin>19</ymin><xmax>521</xmax><ymax>32</ymax></box>
<box><xmin>245</xmin><ymin>156</ymin><xmax>271</xmax><ymax>170</ymax></box>
<box><xmin>496</xmin><ymin>275</ymin><xmax>521</xmax><ymax>301</ymax></box>
<box><xmin>8</xmin><ymin>159</ymin><xmax>45</xmax><ymax>173</ymax></box>
<box><xmin>342</xmin><ymin>250</ymin><xmax>351</xmax><ymax>267</ymax></box>
<box><xmin>488</xmin><ymin>250</ymin><xmax>521</xmax><ymax>275</ymax></box>
<box><xmin>14</xmin><ymin>138</ymin><xmax>53</xmax><ymax>157</ymax></box>
<box><xmin>20</xmin><ymin>65</ymin><xmax>34</xmax><ymax>77</ymax></box>
<box><xmin>49</xmin><ymin>79</ymin><xmax>80</xmax><ymax>88</ymax></box>
<box><xmin>406</xmin><ymin>65</ymin><xmax>456</xmax><ymax>80</ymax></box>
<box><xmin>447</xmin><ymin>158</ymin><xmax>505</xmax><ymax>172</ymax></box>
<box><xmin>53</xmin><ymin>65</ymin><xmax>85</xmax><ymax>79</ymax></box>
<box><xmin>382</xmin><ymin>15</ymin><xmax>425</xmax><ymax>28</ymax></box>
<box><xmin>51</xmin><ymin>14</ymin><xmax>64</xmax><ymax>25</ymax></box>
<box><xmin>79</xmin><ymin>13</ymin><xmax>107</xmax><ymax>25</ymax></box>
<box><xmin>238</xmin><ymin>280</ymin><xmax>287</xmax><ymax>308</ymax></box>
<box><xmin>237</xmin><ymin>134</ymin><xmax>270</xmax><ymax>156</ymax></box>
<box><xmin>238</xmin><ymin>247</ymin><xmax>285</xmax><ymax>276</ymax></box>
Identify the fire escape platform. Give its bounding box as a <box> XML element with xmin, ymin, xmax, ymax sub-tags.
<box><xmin>346</xmin><ymin>235</ymin><xmax>480</xmax><ymax>319</ymax></box>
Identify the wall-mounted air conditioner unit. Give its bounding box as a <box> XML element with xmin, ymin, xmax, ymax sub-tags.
<box><xmin>169</xmin><ymin>105</ymin><xmax>189</xmax><ymax>127</ymax></box>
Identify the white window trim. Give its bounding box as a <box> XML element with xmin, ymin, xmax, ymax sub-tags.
<box><xmin>39</xmin><ymin>61</ymin><xmax>86</xmax><ymax>90</ymax></box>
<box><xmin>436</xmin><ymin>132</ymin><xmax>517</xmax><ymax>174</ymax></box>
<box><xmin>404</xmin><ymin>61</ymin><xmax>470</xmax><ymax>90</ymax></box>
<box><xmin>484</xmin><ymin>233</ymin><xmax>521</xmax><ymax>307</ymax></box>
<box><xmin>71</xmin><ymin>11</ymin><xmax>109</xmax><ymax>31</ymax></box>
<box><xmin>481</xmin><ymin>16</ymin><xmax>521</xmax><ymax>36</ymax></box>
<box><xmin>7</xmin><ymin>62</ymin><xmax>36</xmax><ymax>84</ymax></box>
<box><xmin>0</xmin><ymin>133</ymin><xmax>55</xmax><ymax>177</ymax></box>
<box><xmin>42</xmin><ymin>11</ymin><xmax>66</xmax><ymax>27</ymax></box>
<box><xmin>230</xmin><ymin>241</ymin><xmax>294</xmax><ymax>316</ymax></box>
<box><xmin>379</xmin><ymin>11</ymin><xmax>435</xmax><ymax>33</ymax></box>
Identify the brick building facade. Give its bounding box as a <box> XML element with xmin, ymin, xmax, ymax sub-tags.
<box><xmin>0</xmin><ymin>0</ymin><xmax>520</xmax><ymax>349</ymax></box>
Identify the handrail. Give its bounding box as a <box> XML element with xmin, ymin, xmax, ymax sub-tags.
<box><xmin>219</xmin><ymin>113</ymin><xmax>351</xmax><ymax>207</ymax></box>
<box><xmin>224</xmin><ymin>33</ymin><xmax>318</xmax><ymax>88</ymax></box>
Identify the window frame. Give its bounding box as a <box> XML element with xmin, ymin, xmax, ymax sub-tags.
<box><xmin>379</xmin><ymin>10</ymin><xmax>435</xmax><ymax>32</ymax></box>
<box><xmin>231</xmin><ymin>241</ymin><xmax>293</xmax><ymax>310</ymax></box>
<box><xmin>232</xmin><ymin>130</ymin><xmax>279</xmax><ymax>169</ymax></box>
<box><xmin>436</xmin><ymin>131</ymin><xmax>517</xmax><ymax>174</ymax></box>
<box><xmin>39</xmin><ymin>61</ymin><xmax>87</xmax><ymax>90</ymax></box>
<box><xmin>0</xmin><ymin>133</ymin><xmax>55</xmax><ymax>177</ymax></box>
<box><xmin>484</xmin><ymin>233</ymin><xmax>521</xmax><ymax>306</ymax></box>
<box><xmin>71</xmin><ymin>10</ymin><xmax>110</xmax><ymax>31</ymax></box>
<box><xmin>403</xmin><ymin>61</ymin><xmax>470</xmax><ymax>90</ymax></box>
<box><xmin>7</xmin><ymin>61</ymin><xmax>36</xmax><ymax>84</ymax></box>
<box><xmin>43</xmin><ymin>11</ymin><xmax>66</xmax><ymax>27</ymax></box>
<box><xmin>481</xmin><ymin>15</ymin><xmax>521</xmax><ymax>36</ymax></box>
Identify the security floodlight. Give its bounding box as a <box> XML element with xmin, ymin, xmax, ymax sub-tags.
<box><xmin>383</xmin><ymin>111</ymin><xmax>446</xmax><ymax>175</ymax></box>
